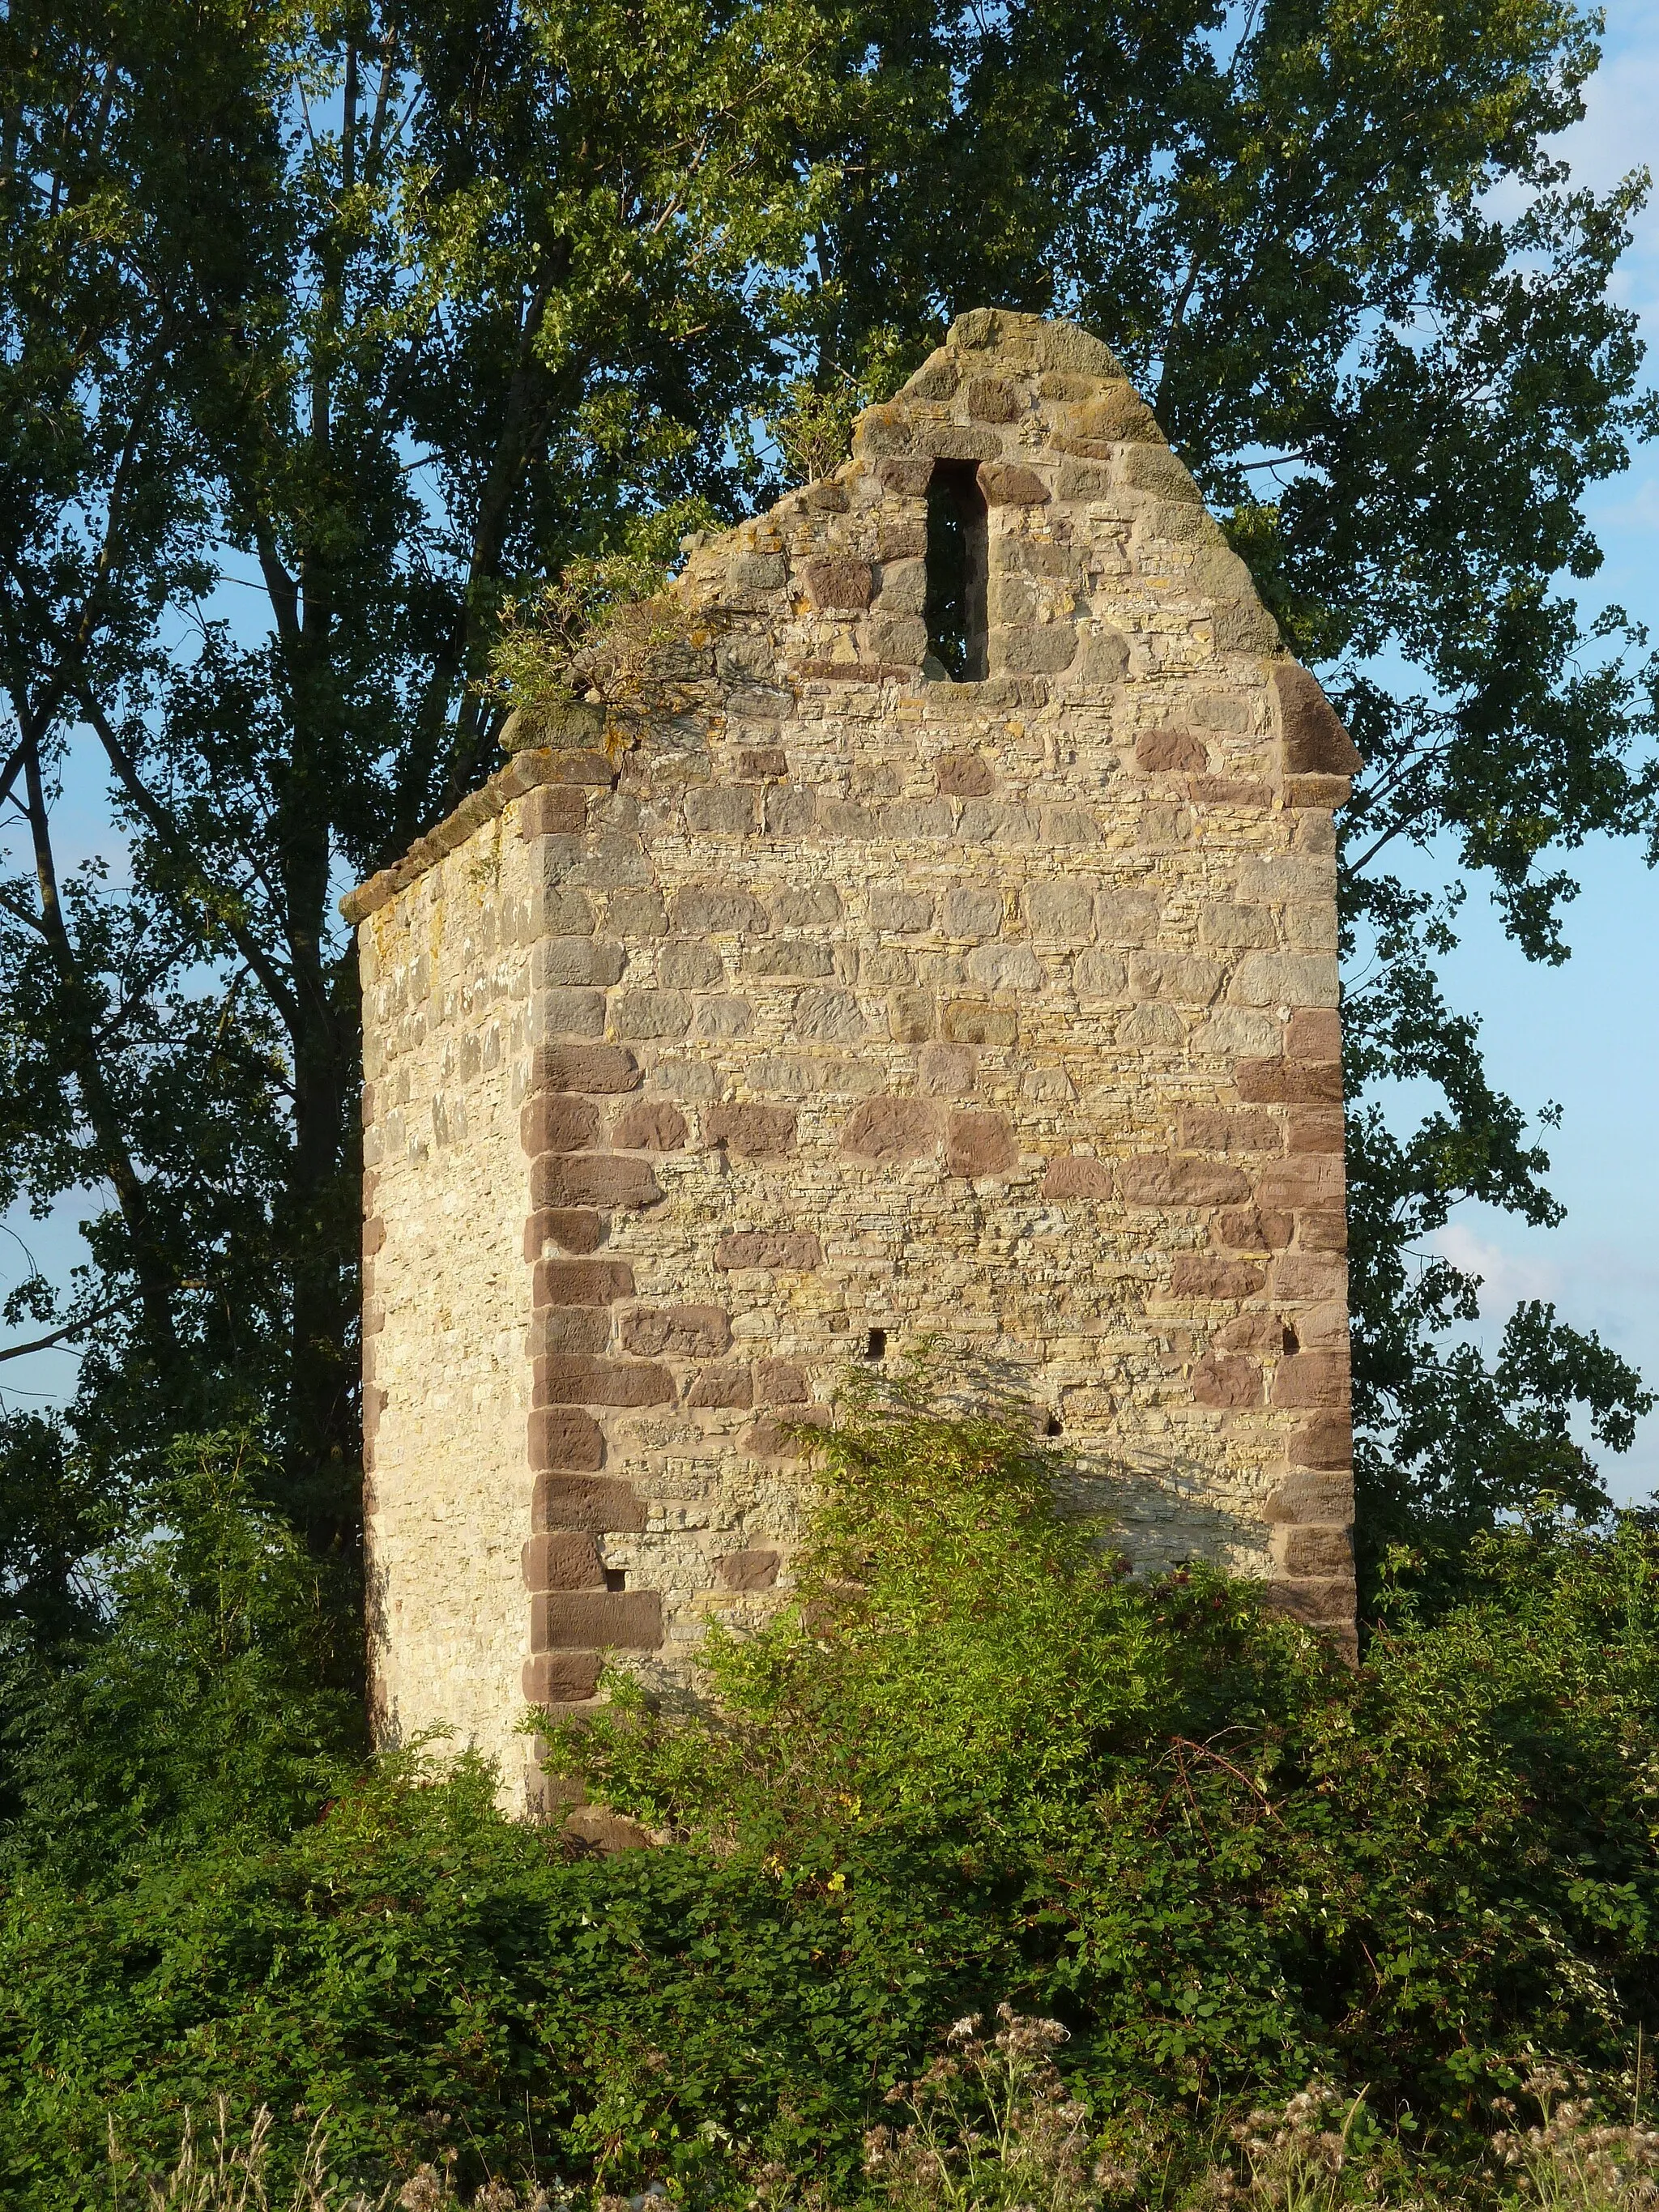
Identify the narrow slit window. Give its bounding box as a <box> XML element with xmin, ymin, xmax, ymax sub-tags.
<box><xmin>864</xmin><ymin>1328</ymin><xmax>887</xmax><ymax>1361</ymax></box>
<box><xmin>923</xmin><ymin>461</ymin><xmax>988</xmax><ymax>680</ymax></box>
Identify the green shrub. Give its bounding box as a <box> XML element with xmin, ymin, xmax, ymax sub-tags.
<box><xmin>0</xmin><ymin>1383</ymin><xmax>1654</xmax><ymax>2208</ymax></box>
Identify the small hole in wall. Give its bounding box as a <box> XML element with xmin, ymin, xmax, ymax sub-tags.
<box><xmin>1045</xmin><ymin>1411</ymin><xmax>1063</xmax><ymax>1437</ymax></box>
<box><xmin>864</xmin><ymin>1328</ymin><xmax>887</xmax><ymax>1361</ymax></box>
<box><xmin>604</xmin><ymin>1567</ymin><xmax>627</xmax><ymax>1592</ymax></box>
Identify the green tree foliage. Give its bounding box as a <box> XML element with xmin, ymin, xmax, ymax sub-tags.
<box><xmin>0</xmin><ymin>1430</ymin><xmax>362</xmax><ymax>1871</ymax></box>
<box><xmin>0</xmin><ymin>1398</ymin><xmax>1655</xmax><ymax>2207</ymax></box>
<box><xmin>0</xmin><ymin>0</ymin><xmax>1654</xmax><ymax>1643</ymax></box>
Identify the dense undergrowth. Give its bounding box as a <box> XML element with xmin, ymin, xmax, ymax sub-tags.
<box><xmin>2</xmin><ymin>1385</ymin><xmax>1657</xmax><ymax>2209</ymax></box>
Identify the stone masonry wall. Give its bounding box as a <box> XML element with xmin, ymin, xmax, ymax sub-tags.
<box><xmin>348</xmin><ymin>311</ymin><xmax>1361</xmax><ymax>1813</ymax></box>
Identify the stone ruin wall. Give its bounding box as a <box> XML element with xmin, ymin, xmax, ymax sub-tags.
<box><xmin>351</xmin><ymin>311</ymin><xmax>1360</xmax><ymax>1813</ymax></box>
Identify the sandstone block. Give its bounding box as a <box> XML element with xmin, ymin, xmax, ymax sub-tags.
<box><xmin>1178</xmin><ymin>1107</ymin><xmax>1280</xmax><ymax>1154</ymax></box>
<box><xmin>935</xmin><ymin>751</ymin><xmax>996</xmax><ymax>797</ymax></box>
<box><xmin>611</xmin><ymin>1100</ymin><xmax>689</xmax><ymax>1151</ymax></box>
<box><xmin>522</xmin><ymin>1651</ymin><xmax>604</xmax><ymax>1707</ymax></box>
<box><xmin>919</xmin><ymin>1041</ymin><xmax>976</xmax><ymax>1095</ymax></box>
<box><xmin>533</xmin><ymin>987</ymin><xmax>607</xmax><ymax>1036</ymax></box>
<box><xmin>1236</xmin><ymin>1057</ymin><xmax>1342</xmax><ymax>1105</ymax></box>
<box><xmin>522</xmin><ymin>1532</ymin><xmax>606</xmax><ymax>1592</ymax></box>
<box><xmin>1135</xmin><ymin>727</ymin><xmax>1206</xmax><ymax>774</ymax></box>
<box><xmin>804</xmin><ymin>557</ymin><xmax>873</xmax><ymax>609</ymax></box>
<box><xmin>941</xmin><ymin>1002</ymin><xmax>1017</xmax><ymax>1046</ymax></box>
<box><xmin>535</xmin><ymin>936</ymin><xmax>626</xmax><ymax>987</ymax></box>
<box><xmin>536</xmin><ymin>1355</ymin><xmax>677</xmax><ymax>1408</ymax></box>
<box><xmin>714</xmin><ymin>1231</ymin><xmax>822</xmax><ymax>1270</ymax></box>
<box><xmin>745</xmin><ymin>940</ymin><xmax>834</xmax><ymax>978</ymax></box>
<box><xmin>1286</xmin><ymin>1009</ymin><xmax>1342</xmax><ymax>1059</ymax></box>
<box><xmin>534</xmin><ymin>1308</ymin><xmax>611</xmax><ymax>1357</ymax></box>
<box><xmin>522</xmin><ymin>1094</ymin><xmax>601</xmax><ymax>1155</ymax></box>
<box><xmin>1041</xmin><ymin>1156</ymin><xmax>1113</xmax><ymax>1199</ymax></box>
<box><xmin>1270</xmin><ymin>1353</ymin><xmax>1350</xmax><ymax>1410</ymax></box>
<box><xmin>717</xmin><ymin>1549</ymin><xmax>781</xmax><ymax>1591</ymax></box>
<box><xmin>867</xmin><ymin>612</ymin><xmax>928</xmax><ymax>663</ymax></box>
<box><xmin>1120</xmin><ymin>1155</ymin><xmax>1251</xmax><ymax>1207</ymax></box>
<box><xmin>1271</xmin><ymin>661</ymin><xmax>1363</xmax><ymax>775</ymax></box>
<box><xmin>533</xmin><ymin>1042</ymin><xmax>640</xmax><ymax>1094</ymax></box>
<box><xmin>524</xmin><ymin>1207</ymin><xmax>606</xmax><ymax>1257</ymax></box>
<box><xmin>531</xmin><ymin>1589</ymin><xmax>663</xmax><ymax>1651</ymax></box>
<box><xmin>889</xmin><ymin>991</ymin><xmax>936</xmax><ymax>1042</ymax></box>
<box><xmin>1286</xmin><ymin>1108</ymin><xmax>1346</xmax><ymax>1154</ymax></box>
<box><xmin>687</xmin><ymin>1363</ymin><xmax>753</xmax><ymax>1408</ymax></box>
<box><xmin>1273</xmin><ymin>1524</ymin><xmax>1354</xmax><ymax>1578</ymax></box>
<box><xmin>1230</xmin><ymin>953</ymin><xmax>1338</xmax><ymax>1009</ymax></box>
<box><xmin>873</xmin><ymin>559</ymin><xmax>928</xmax><ymax>616</ymax></box>
<box><xmin>738</xmin><ymin>745</ymin><xmax>789</xmax><ymax>779</ymax></box>
<box><xmin>1129</xmin><ymin>952</ymin><xmax>1224</xmax><ymax>1004</ymax></box>
<box><xmin>842</xmin><ymin>1096</ymin><xmax>942</xmax><ymax>1162</ymax></box>
<box><xmin>968</xmin><ymin>943</ymin><xmax>1043</xmax><ymax>991</ymax></box>
<box><xmin>1117</xmin><ymin>443</ymin><xmax>1201</xmax><ymax>499</ymax></box>
<box><xmin>774</xmin><ymin>883</ymin><xmax>842</xmax><ymax>926</ymax></box>
<box><xmin>1218</xmin><ymin>1312</ymin><xmax>1294</xmax><ymax>1353</ymax></box>
<box><xmin>1284</xmin><ymin>1414</ymin><xmax>1353</xmax><ymax>1468</ymax></box>
<box><xmin>656</xmin><ymin>942</ymin><xmax>724</xmax><ymax>991</ymax></box>
<box><xmin>944</xmin><ymin>884</ymin><xmax>1003</xmax><ymax>938</ymax></box>
<box><xmin>1192</xmin><ymin>1355</ymin><xmax>1261</xmax><ymax>1409</ymax></box>
<box><xmin>966</xmin><ymin>377</ymin><xmax>1021</xmax><ymax>420</ymax></box>
<box><xmin>1198</xmin><ymin>903</ymin><xmax>1275</xmax><ymax>950</ymax></box>
<box><xmin>531</xmin><ymin>1154</ymin><xmax>662</xmax><ymax>1209</ymax></box>
<box><xmin>992</xmin><ymin>623</ymin><xmax>1077</xmax><ymax>673</ymax></box>
<box><xmin>978</xmin><ymin>462</ymin><xmax>1051</xmax><ymax>505</ymax></box>
<box><xmin>606</xmin><ymin>887</ymin><xmax>667</xmax><ymax>936</ymax></box>
<box><xmin>794</xmin><ymin>987</ymin><xmax>865</xmax><ymax>1042</ymax></box>
<box><xmin>1073</xmin><ymin>950</ymin><xmax>1128</xmax><ymax>998</ymax></box>
<box><xmin>756</xmin><ymin>1358</ymin><xmax>810</xmax><ymax>1404</ymax></box>
<box><xmin>1025</xmin><ymin>880</ymin><xmax>1095</xmax><ymax>942</ymax></box>
<box><xmin>671</xmin><ymin>884</ymin><xmax>769</xmax><ymax>936</ymax></box>
<box><xmin>528</xmin><ymin>1409</ymin><xmax>607</xmax><ymax>1475</ymax></box>
<box><xmin>533</xmin><ymin>1258</ymin><xmax>635</xmax><ymax>1306</ymax></box>
<box><xmin>621</xmin><ymin>1304</ymin><xmax>731</xmax><ymax>1358</ymax></box>
<box><xmin>706</xmin><ymin>1102</ymin><xmax>798</xmax><ymax>1157</ymax></box>
<box><xmin>1261</xmin><ymin>1469</ymin><xmax>1354</xmax><ymax>1525</ymax></box>
<box><xmin>946</xmin><ymin>1109</ymin><xmax>1017</xmax><ymax>1178</ymax></box>
<box><xmin>614</xmin><ymin>989</ymin><xmax>693</xmax><ymax>1042</ymax></box>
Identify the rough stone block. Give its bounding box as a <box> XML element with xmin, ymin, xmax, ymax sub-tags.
<box><xmin>842</xmin><ymin>1096</ymin><xmax>942</xmax><ymax>1162</ymax></box>
<box><xmin>755</xmin><ymin>1358</ymin><xmax>810</xmax><ymax>1405</ymax></box>
<box><xmin>946</xmin><ymin>1109</ymin><xmax>1016</xmax><ymax>1178</ymax></box>
<box><xmin>613</xmin><ymin>989</ymin><xmax>693</xmax><ymax>1042</ymax></box>
<box><xmin>528</xmin><ymin>1409</ymin><xmax>608</xmax><ymax>1475</ymax></box>
<box><xmin>531</xmin><ymin>1153</ymin><xmax>662</xmax><ymax>1209</ymax></box>
<box><xmin>1135</xmin><ymin>727</ymin><xmax>1207</xmax><ymax>773</ymax></box>
<box><xmin>717</xmin><ymin>1549</ymin><xmax>781</xmax><ymax>1591</ymax></box>
<box><xmin>992</xmin><ymin>623</ymin><xmax>1077</xmax><ymax>673</ymax></box>
<box><xmin>706</xmin><ymin>1102</ymin><xmax>798</xmax><ymax>1157</ymax></box>
<box><xmin>1236</xmin><ymin>1057</ymin><xmax>1343</xmax><ymax>1105</ymax></box>
<box><xmin>935</xmin><ymin>751</ymin><xmax>996</xmax><ymax>797</ymax></box>
<box><xmin>522</xmin><ymin>1094</ymin><xmax>601</xmax><ymax>1155</ymax></box>
<box><xmin>531</xmin><ymin>1589</ymin><xmax>663</xmax><ymax>1651</ymax></box>
<box><xmin>978</xmin><ymin>462</ymin><xmax>1050</xmax><ymax>504</ymax></box>
<box><xmin>1041</xmin><ymin>1155</ymin><xmax>1114</xmax><ymax>1199</ymax></box>
<box><xmin>714</xmin><ymin>1231</ymin><xmax>822</xmax><ymax>1271</ymax></box>
<box><xmin>804</xmin><ymin>558</ymin><xmax>873</xmax><ymax>609</ymax></box>
<box><xmin>1270</xmin><ymin>1353</ymin><xmax>1350</xmax><ymax>1411</ymax></box>
<box><xmin>1272</xmin><ymin>661</ymin><xmax>1363</xmax><ymax>775</ymax></box>
<box><xmin>535</xmin><ymin>1355</ymin><xmax>677</xmax><ymax>1408</ymax></box>
<box><xmin>533</xmin><ymin>1042</ymin><xmax>641</xmax><ymax>1094</ymax></box>
<box><xmin>611</xmin><ymin>1099</ymin><xmax>689</xmax><ymax>1151</ymax></box>
<box><xmin>671</xmin><ymin>884</ymin><xmax>770</xmax><ymax>936</ymax></box>
<box><xmin>687</xmin><ymin>1363</ymin><xmax>753</xmax><ymax>1408</ymax></box>
<box><xmin>621</xmin><ymin>1304</ymin><xmax>731</xmax><ymax>1358</ymax></box>
<box><xmin>942</xmin><ymin>1002</ymin><xmax>1017</xmax><ymax>1045</ymax></box>
<box><xmin>1191</xmin><ymin>1355</ymin><xmax>1261</xmax><ymax>1409</ymax></box>
<box><xmin>774</xmin><ymin>883</ymin><xmax>842</xmax><ymax>926</ymax></box>
<box><xmin>533</xmin><ymin>1258</ymin><xmax>636</xmax><ymax>1306</ymax></box>
<box><xmin>522</xmin><ymin>1532</ymin><xmax>606</xmax><ymax>1592</ymax></box>
<box><xmin>1120</xmin><ymin>1155</ymin><xmax>1251</xmax><ymax>1207</ymax></box>
<box><xmin>524</xmin><ymin>1207</ymin><xmax>606</xmax><ymax>1257</ymax></box>
<box><xmin>523</xmin><ymin>1651</ymin><xmax>603</xmax><ymax>1702</ymax></box>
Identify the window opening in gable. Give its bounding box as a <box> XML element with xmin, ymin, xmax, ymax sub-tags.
<box><xmin>923</xmin><ymin>461</ymin><xmax>988</xmax><ymax>680</ymax></box>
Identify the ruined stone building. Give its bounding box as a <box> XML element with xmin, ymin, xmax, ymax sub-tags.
<box><xmin>345</xmin><ymin>310</ymin><xmax>1361</xmax><ymax>1813</ymax></box>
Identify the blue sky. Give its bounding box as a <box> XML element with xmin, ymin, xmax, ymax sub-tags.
<box><xmin>5</xmin><ymin>12</ymin><xmax>1659</xmax><ymax>1505</ymax></box>
<box><xmin>1405</xmin><ymin>0</ymin><xmax>1659</xmax><ymax>1499</ymax></box>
